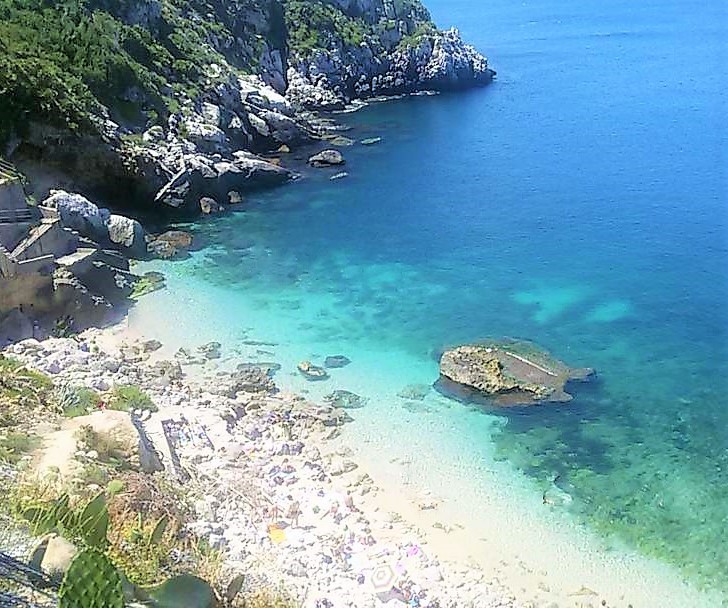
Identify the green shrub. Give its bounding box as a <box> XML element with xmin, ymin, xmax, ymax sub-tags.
<box><xmin>0</xmin><ymin>355</ymin><xmax>53</xmax><ymax>416</ymax></box>
<box><xmin>0</xmin><ymin>0</ymin><xmax>240</xmax><ymax>144</ymax></box>
<box><xmin>55</xmin><ymin>384</ymin><xmax>102</xmax><ymax>418</ymax></box>
<box><xmin>0</xmin><ymin>430</ymin><xmax>39</xmax><ymax>463</ymax></box>
<box><xmin>284</xmin><ymin>0</ymin><xmax>370</xmax><ymax>55</ymax></box>
<box><xmin>108</xmin><ymin>385</ymin><xmax>157</xmax><ymax>413</ymax></box>
<box><xmin>396</xmin><ymin>21</ymin><xmax>437</xmax><ymax>51</ymax></box>
<box><xmin>79</xmin><ymin>463</ymin><xmax>112</xmax><ymax>487</ymax></box>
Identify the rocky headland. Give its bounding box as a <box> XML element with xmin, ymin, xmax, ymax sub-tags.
<box><xmin>1</xmin><ymin>0</ymin><xmax>494</xmax><ymax>219</ymax></box>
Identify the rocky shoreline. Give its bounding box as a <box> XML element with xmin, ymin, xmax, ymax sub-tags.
<box><xmin>4</xmin><ymin>331</ymin><xmax>519</xmax><ymax>608</ymax></box>
<box><xmin>1</xmin><ymin>0</ymin><xmax>496</xmax><ymax>349</ymax></box>
<box><xmin>6</xmin><ymin>1</ymin><xmax>495</xmax><ymax>221</ymax></box>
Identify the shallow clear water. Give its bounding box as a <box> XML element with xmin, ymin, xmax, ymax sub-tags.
<box><xmin>130</xmin><ymin>0</ymin><xmax>728</xmax><ymax>601</ymax></box>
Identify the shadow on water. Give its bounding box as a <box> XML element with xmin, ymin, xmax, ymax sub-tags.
<box><xmin>434</xmin><ymin>375</ymin><xmax>617</xmax><ymax>478</ymax></box>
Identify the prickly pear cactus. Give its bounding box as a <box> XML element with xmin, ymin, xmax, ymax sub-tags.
<box><xmin>59</xmin><ymin>549</ymin><xmax>124</xmax><ymax>608</ymax></box>
<box><xmin>143</xmin><ymin>574</ymin><xmax>217</xmax><ymax>608</ymax></box>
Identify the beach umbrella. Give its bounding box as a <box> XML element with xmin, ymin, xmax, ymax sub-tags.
<box><xmin>370</xmin><ymin>564</ymin><xmax>397</xmax><ymax>593</ymax></box>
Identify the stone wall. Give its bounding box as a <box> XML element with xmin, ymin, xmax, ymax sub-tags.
<box><xmin>0</xmin><ymin>178</ymin><xmax>27</xmax><ymax>213</ymax></box>
<box><xmin>0</xmin><ymin>273</ymin><xmax>55</xmax><ymax>315</ymax></box>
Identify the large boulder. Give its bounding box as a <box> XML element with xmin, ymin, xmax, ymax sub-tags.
<box><xmin>106</xmin><ymin>214</ymin><xmax>146</xmax><ymax>257</ymax></box>
<box><xmin>43</xmin><ymin>190</ymin><xmax>109</xmax><ymax>241</ymax></box>
<box><xmin>437</xmin><ymin>339</ymin><xmax>595</xmax><ymax>407</ymax></box>
<box><xmin>308</xmin><ymin>149</ymin><xmax>345</xmax><ymax>167</ymax></box>
<box><xmin>41</xmin><ymin>190</ymin><xmax>147</xmax><ymax>257</ymax></box>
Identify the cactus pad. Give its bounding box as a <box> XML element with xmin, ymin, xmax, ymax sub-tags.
<box><xmin>59</xmin><ymin>549</ymin><xmax>124</xmax><ymax>608</ymax></box>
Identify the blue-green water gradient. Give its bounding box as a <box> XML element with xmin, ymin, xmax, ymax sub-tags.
<box><xmin>134</xmin><ymin>0</ymin><xmax>728</xmax><ymax>596</ymax></box>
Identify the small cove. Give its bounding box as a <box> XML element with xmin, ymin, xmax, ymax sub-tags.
<box><xmin>127</xmin><ymin>0</ymin><xmax>728</xmax><ymax>603</ymax></box>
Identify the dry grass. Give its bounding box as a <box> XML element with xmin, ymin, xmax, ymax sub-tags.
<box><xmin>235</xmin><ymin>589</ymin><xmax>300</xmax><ymax>608</ymax></box>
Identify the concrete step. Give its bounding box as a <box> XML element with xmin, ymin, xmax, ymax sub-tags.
<box><xmin>0</xmin><ymin>209</ymin><xmax>33</xmax><ymax>224</ymax></box>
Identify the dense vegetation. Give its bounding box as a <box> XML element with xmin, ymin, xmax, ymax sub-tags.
<box><xmin>283</xmin><ymin>0</ymin><xmax>437</xmax><ymax>57</ymax></box>
<box><xmin>283</xmin><ymin>0</ymin><xmax>369</xmax><ymax>54</ymax></box>
<box><xmin>0</xmin><ymin>0</ymin><xmax>265</xmax><ymax>144</ymax></box>
<box><xmin>0</xmin><ymin>0</ymin><xmax>440</xmax><ymax>146</ymax></box>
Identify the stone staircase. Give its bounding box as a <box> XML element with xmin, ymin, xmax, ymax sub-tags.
<box><xmin>0</xmin><ymin>157</ymin><xmax>23</xmax><ymax>183</ymax></box>
<box><xmin>0</xmin><ymin>207</ymin><xmax>34</xmax><ymax>224</ymax></box>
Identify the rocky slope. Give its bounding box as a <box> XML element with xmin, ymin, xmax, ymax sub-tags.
<box><xmin>0</xmin><ymin>0</ymin><xmax>494</xmax><ymax>220</ymax></box>
<box><xmin>285</xmin><ymin>0</ymin><xmax>493</xmax><ymax>109</ymax></box>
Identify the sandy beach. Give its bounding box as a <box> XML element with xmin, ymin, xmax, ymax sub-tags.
<box><xmin>4</xmin><ymin>313</ymin><xmax>722</xmax><ymax>608</ymax></box>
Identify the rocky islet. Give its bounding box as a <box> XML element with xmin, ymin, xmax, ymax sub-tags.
<box><xmin>437</xmin><ymin>339</ymin><xmax>595</xmax><ymax>407</ymax></box>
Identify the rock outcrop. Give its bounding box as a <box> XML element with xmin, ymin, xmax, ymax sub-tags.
<box><xmin>436</xmin><ymin>339</ymin><xmax>595</xmax><ymax>407</ymax></box>
<box><xmin>288</xmin><ymin>27</ymin><xmax>494</xmax><ymax>109</ymax></box>
<box><xmin>308</xmin><ymin>149</ymin><xmax>345</xmax><ymax>167</ymax></box>
<box><xmin>2</xmin><ymin>0</ymin><xmax>494</xmax><ymax>220</ymax></box>
<box><xmin>43</xmin><ymin>190</ymin><xmax>146</xmax><ymax>257</ymax></box>
<box><xmin>284</xmin><ymin>0</ymin><xmax>495</xmax><ymax>110</ymax></box>
<box><xmin>151</xmin><ymin>151</ymin><xmax>297</xmax><ymax>216</ymax></box>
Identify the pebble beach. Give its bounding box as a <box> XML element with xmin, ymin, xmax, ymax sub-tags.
<box><xmin>5</xmin><ymin>330</ymin><xmax>521</xmax><ymax>608</ymax></box>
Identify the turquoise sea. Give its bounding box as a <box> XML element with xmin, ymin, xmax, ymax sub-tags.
<box><xmin>130</xmin><ymin>0</ymin><xmax>728</xmax><ymax>604</ymax></box>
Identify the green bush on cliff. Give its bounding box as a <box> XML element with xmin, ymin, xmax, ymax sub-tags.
<box><xmin>0</xmin><ymin>0</ymin><xmax>165</xmax><ymax>140</ymax></box>
<box><xmin>284</xmin><ymin>0</ymin><xmax>369</xmax><ymax>54</ymax></box>
<box><xmin>0</xmin><ymin>0</ymin><xmax>253</xmax><ymax>144</ymax></box>
<box><xmin>0</xmin><ymin>354</ymin><xmax>53</xmax><ymax>416</ymax></box>
<box><xmin>396</xmin><ymin>21</ymin><xmax>437</xmax><ymax>50</ymax></box>
<box><xmin>0</xmin><ymin>430</ymin><xmax>39</xmax><ymax>463</ymax></box>
<box><xmin>283</xmin><ymin>0</ymin><xmax>437</xmax><ymax>57</ymax></box>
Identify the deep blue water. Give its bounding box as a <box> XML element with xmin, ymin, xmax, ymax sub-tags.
<box><xmin>136</xmin><ymin>0</ymin><xmax>728</xmax><ymax>597</ymax></box>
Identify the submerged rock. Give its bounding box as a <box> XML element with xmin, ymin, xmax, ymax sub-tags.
<box><xmin>324</xmin><ymin>389</ymin><xmax>366</xmax><ymax>409</ymax></box>
<box><xmin>236</xmin><ymin>362</ymin><xmax>281</xmax><ymax>377</ymax></box>
<box><xmin>327</xmin><ymin>135</ymin><xmax>355</xmax><ymax>147</ymax></box>
<box><xmin>437</xmin><ymin>339</ymin><xmax>595</xmax><ymax>407</ymax></box>
<box><xmin>147</xmin><ymin>230</ymin><xmax>193</xmax><ymax>259</ymax></box>
<box><xmin>324</xmin><ymin>355</ymin><xmax>351</xmax><ymax>368</ymax></box>
<box><xmin>361</xmin><ymin>137</ymin><xmax>382</xmax><ymax>146</ymax></box>
<box><xmin>297</xmin><ymin>360</ymin><xmax>329</xmax><ymax>381</ymax></box>
<box><xmin>397</xmin><ymin>384</ymin><xmax>431</xmax><ymax>401</ymax></box>
<box><xmin>141</xmin><ymin>339</ymin><xmax>162</xmax><ymax>353</ymax></box>
<box><xmin>197</xmin><ymin>341</ymin><xmax>222</xmax><ymax>360</ymax></box>
<box><xmin>130</xmin><ymin>271</ymin><xmax>166</xmax><ymax>299</ymax></box>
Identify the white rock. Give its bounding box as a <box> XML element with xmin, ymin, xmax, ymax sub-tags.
<box><xmin>106</xmin><ymin>214</ymin><xmax>146</xmax><ymax>256</ymax></box>
<box><xmin>42</xmin><ymin>190</ymin><xmax>109</xmax><ymax>241</ymax></box>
